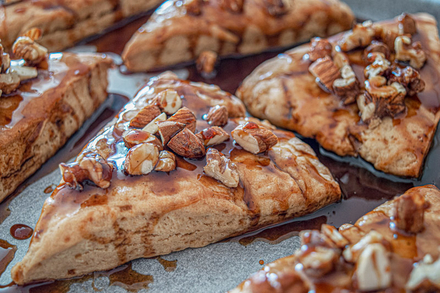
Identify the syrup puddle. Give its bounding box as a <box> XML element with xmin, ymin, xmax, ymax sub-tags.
<box><xmin>0</xmin><ymin>241</ymin><xmax>16</xmax><ymax>278</ymax></box>
<box><xmin>9</xmin><ymin>225</ymin><xmax>33</xmax><ymax>240</ymax></box>
<box><xmin>156</xmin><ymin>257</ymin><xmax>177</xmax><ymax>272</ymax></box>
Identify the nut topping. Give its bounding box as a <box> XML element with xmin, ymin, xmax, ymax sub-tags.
<box><xmin>395</xmin><ymin>35</ymin><xmax>427</xmax><ymax>69</ymax></box>
<box><xmin>220</xmin><ymin>0</ymin><xmax>244</xmax><ymax>13</ymax></box>
<box><xmin>389</xmin><ymin>65</ymin><xmax>425</xmax><ymax>96</ymax></box>
<box><xmin>263</xmin><ymin>0</ymin><xmax>288</xmax><ymax>17</ymax></box>
<box><xmin>9</xmin><ymin>66</ymin><xmax>38</xmax><ymax>81</ymax></box>
<box><xmin>168</xmin><ymin>128</ymin><xmax>206</xmax><ymax>158</ymax></box>
<box><xmin>308</xmin><ymin>56</ymin><xmax>341</xmax><ymax>91</ymax></box>
<box><xmin>406</xmin><ymin>255</ymin><xmax>440</xmax><ymax>292</ymax></box>
<box><xmin>157</xmin><ymin>120</ymin><xmax>186</xmax><ymax>144</ymax></box>
<box><xmin>392</xmin><ymin>189</ymin><xmax>429</xmax><ymax>234</ymax></box>
<box><xmin>333</xmin><ymin>64</ymin><xmax>360</xmax><ymax>105</ymax></box>
<box><xmin>0</xmin><ymin>72</ymin><xmax>20</xmax><ymax>94</ymax></box>
<box><xmin>155</xmin><ymin>151</ymin><xmax>176</xmax><ymax>172</ymax></box>
<box><xmin>231</xmin><ymin>122</ymin><xmax>278</xmax><ymax>154</ymax></box>
<box><xmin>168</xmin><ymin>107</ymin><xmax>197</xmax><ymax>133</ymax></box>
<box><xmin>398</xmin><ymin>13</ymin><xmax>417</xmax><ymax>35</ymax></box>
<box><xmin>122</xmin><ymin>129</ymin><xmax>163</xmax><ymax>150</ymax></box>
<box><xmin>343</xmin><ymin>231</ymin><xmax>389</xmax><ymax>263</ymax></box>
<box><xmin>308</xmin><ymin>38</ymin><xmax>332</xmax><ymax>62</ymax></box>
<box><xmin>204</xmin><ymin>148</ymin><xmax>239</xmax><ymax>187</ymax></box>
<box><xmin>206</xmin><ymin>105</ymin><xmax>228</xmax><ymax>126</ymax></box>
<box><xmin>155</xmin><ymin>89</ymin><xmax>182</xmax><ymax>115</ymax></box>
<box><xmin>124</xmin><ymin>143</ymin><xmax>160</xmax><ymax>175</ymax></box>
<box><xmin>321</xmin><ymin>224</ymin><xmax>349</xmax><ymax>249</ymax></box>
<box><xmin>196</xmin><ymin>51</ymin><xmax>218</xmax><ymax>77</ymax></box>
<box><xmin>363</xmin><ymin>41</ymin><xmax>390</xmax><ymax>60</ymax></box>
<box><xmin>364</xmin><ymin>52</ymin><xmax>390</xmax><ymax>79</ymax></box>
<box><xmin>196</xmin><ymin>126</ymin><xmax>230</xmax><ymax>146</ymax></box>
<box><xmin>142</xmin><ymin>112</ymin><xmax>167</xmax><ymax>134</ymax></box>
<box><xmin>60</xmin><ymin>152</ymin><xmax>113</xmax><ymax>189</ymax></box>
<box><xmin>338</xmin><ymin>21</ymin><xmax>375</xmax><ymax>51</ymax></box>
<box><xmin>129</xmin><ymin>104</ymin><xmax>162</xmax><ymax>128</ymax></box>
<box><xmin>185</xmin><ymin>0</ymin><xmax>202</xmax><ymax>15</ymax></box>
<box><xmin>0</xmin><ymin>45</ymin><xmax>10</xmax><ymax>74</ymax></box>
<box><xmin>12</xmin><ymin>28</ymin><xmax>48</xmax><ymax>66</ymax></box>
<box><xmin>298</xmin><ymin>246</ymin><xmax>339</xmax><ymax>278</ymax></box>
<box><xmin>355</xmin><ymin>243</ymin><xmax>392</xmax><ymax>291</ymax></box>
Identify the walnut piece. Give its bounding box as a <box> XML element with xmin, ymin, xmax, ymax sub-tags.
<box><xmin>355</xmin><ymin>243</ymin><xmax>392</xmax><ymax>291</ymax></box>
<box><xmin>12</xmin><ymin>28</ymin><xmax>48</xmax><ymax>66</ymax></box>
<box><xmin>155</xmin><ymin>89</ymin><xmax>182</xmax><ymax>115</ymax></box>
<box><xmin>393</xmin><ymin>190</ymin><xmax>428</xmax><ymax>234</ymax></box>
<box><xmin>389</xmin><ymin>65</ymin><xmax>425</xmax><ymax>96</ymax></box>
<box><xmin>157</xmin><ymin>120</ymin><xmax>186</xmax><ymax>144</ymax></box>
<box><xmin>338</xmin><ymin>21</ymin><xmax>375</xmax><ymax>51</ymax></box>
<box><xmin>142</xmin><ymin>112</ymin><xmax>167</xmax><ymax>134</ymax></box>
<box><xmin>196</xmin><ymin>51</ymin><xmax>218</xmax><ymax>77</ymax></box>
<box><xmin>333</xmin><ymin>64</ymin><xmax>360</xmax><ymax>105</ymax></box>
<box><xmin>196</xmin><ymin>126</ymin><xmax>230</xmax><ymax>146</ymax></box>
<box><xmin>204</xmin><ymin>148</ymin><xmax>239</xmax><ymax>187</ymax></box>
<box><xmin>308</xmin><ymin>56</ymin><xmax>341</xmax><ymax>91</ymax></box>
<box><xmin>155</xmin><ymin>151</ymin><xmax>176</xmax><ymax>172</ymax></box>
<box><xmin>129</xmin><ymin>104</ymin><xmax>162</xmax><ymax>128</ymax></box>
<box><xmin>122</xmin><ymin>129</ymin><xmax>163</xmax><ymax>150</ymax></box>
<box><xmin>308</xmin><ymin>38</ymin><xmax>332</xmax><ymax>62</ymax></box>
<box><xmin>364</xmin><ymin>52</ymin><xmax>390</xmax><ymax>79</ymax></box>
<box><xmin>206</xmin><ymin>105</ymin><xmax>228</xmax><ymax>126</ymax></box>
<box><xmin>168</xmin><ymin>128</ymin><xmax>206</xmax><ymax>158</ymax></box>
<box><xmin>395</xmin><ymin>35</ymin><xmax>427</xmax><ymax>69</ymax></box>
<box><xmin>364</xmin><ymin>41</ymin><xmax>390</xmax><ymax>60</ymax></box>
<box><xmin>231</xmin><ymin>122</ymin><xmax>278</xmax><ymax>154</ymax></box>
<box><xmin>60</xmin><ymin>152</ymin><xmax>113</xmax><ymax>189</ymax></box>
<box><xmin>124</xmin><ymin>143</ymin><xmax>160</xmax><ymax>175</ymax></box>
<box><xmin>398</xmin><ymin>13</ymin><xmax>417</xmax><ymax>35</ymax></box>
<box><xmin>167</xmin><ymin>107</ymin><xmax>197</xmax><ymax>133</ymax></box>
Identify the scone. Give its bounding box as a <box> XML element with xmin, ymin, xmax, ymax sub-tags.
<box><xmin>122</xmin><ymin>0</ymin><xmax>354</xmax><ymax>72</ymax></box>
<box><xmin>0</xmin><ymin>31</ymin><xmax>113</xmax><ymax>202</ymax></box>
<box><xmin>11</xmin><ymin>72</ymin><xmax>341</xmax><ymax>284</ymax></box>
<box><xmin>230</xmin><ymin>185</ymin><xmax>440</xmax><ymax>292</ymax></box>
<box><xmin>0</xmin><ymin>0</ymin><xmax>164</xmax><ymax>52</ymax></box>
<box><xmin>237</xmin><ymin>13</ymin><xmax>440</xmax><ymax>177</ymax></box>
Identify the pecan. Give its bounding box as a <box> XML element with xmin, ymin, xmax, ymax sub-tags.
<box><xmin>263</xmin><ymin>0</ymin><xmax>288</xmax><ymax>17</ymax></box>
<box><xmin>333</xmin><ymin>64</ymin><xmax>360</xmax><ymax>105</ymax></box>
<box><xmin>142</xmin><ymin>113</ymin><xmax>167</xmax><ymax>134</ymax></box>
<box><xmin>196</xmin><ymin>126</ymin><xmax>230</xmax><ymax>146</ymax></box>
<box><xmin>0</xmin><ymin>45</ymin><xmax>10</xmax><ymax>74</ymax></box>
<box><xmin>204</xmin><ymin>148</ymin><xmax>239</xmax><ymax>187</ymax></box>
<box><xmin>355</xmin><ymin>243</ymin><xmax>391</xmax><ymax>291</ymax></box>
<box><xmin>9</xmin><ymin>65</ymin><xmax>38</xmax><ymax>81</ymax></box>
<box><xmin>12</xmin><ymin>29</ymin><xmax>47</xmax><ymax>66</ymax></box>
<box><xmin>0</xmin><ymin>72</ymin><xmax>20</xmax><ymax>94</ymax></box>
<box><xmin>167</xmin><ymin>107</ymin><xmax>197</xmax><ymax>133</ymax></box>
<box><xmin>398</xmin><ymin>13</ymin><xmax>417</xmax><ymax>35</ymax></box>
<box><xmin>297</xmin><ymin>246</ymin><xmax>339</xmax><ymax>278</ymax></box>
<box><xmin>406</xmin><ymin>255</ymin><xmax>440</xmax><ymax>292</ymax></box>
<box><xmin>338</xmin><ymin>21</ymin><xmax>375</xmax><ymax>51</ymax></box>
<box><xmin>156</xmin><ymin>120</ymin><xmax>186</xmax><ymax>144</ymax></box>
<box><xmin>321</xmin><ymin>224</ymin><xmax>349</xmax><ymax>249</ymax></box>
<box><xmin>124</xmin><ymin>143</ymin><xmax>160</xmax><ymax>175</ymax></box>
<box><xmin>363</xmin><ymin>41</ymin><xmax>390</xmax><ymax>60</ymax></box>
<box><xmin>389</xmin><ymin>65</ymin><xmax>425</xmax><ymax>96</ymax></box>
<box><xmin>167</xmin><ymin>128</ymin><xmax>206</xmax><ymax>158</ymax></box>
<box><xmin>300</xmin><ymin>230</ymin><xmax>338</xmax><ymax>249</ymax></box>
<box><xmin>380</xmin><ymin>29</ymin><xmax>400</xmax><ymax>51</ymax></box>
<box><xmin>196</xmin><ymin>51</ymin><xmax>218</xmax><ymax>77</ymax></box>
<box><xmin>332</xmin><ymin>52</ymin><xmax>349</xmax><ymax>68</ymax></box>
<box><xmin>129</xmin><ymin>104</ymin><xmax>162</xmax><ymax>128</ymax></box>
<box><xmin>155</xmin><ymin>150</ymin><xmax>176</xmax><ymax>172</ymax></box>
<box><xmin>342</xmin><ymin>230</ymin><xmax>390</xmax><ymax>263</ymax></box>
<box><xmin>308</xmin><ymin>38</ymin><xmax>332</xmax><ymax>62</ymax></box>
<box><xmin>364</xmin><ymin>52</ymin><xmax>391</xmax><ymax>79</ymax></box>
<box><xmin>155</xmin><ymin>89</ymin><xmax>182</xmax><ymax>115</ymax></box>
<box><xmin>308</xmin><ymin>56</ymin><xmax>341</xmax><ymax>91</ymax></box>
<box><xmin>206</xmin><ymin>105</ymin><xmax>228</xmax><ymax>126</ymax></box>
<box><xmin>23</xmin><ymin>28</ymin><xmax>42</xmax><ymax>40</ymax></box>
<box><xmin>231</xmin><ymin>122</ymin><xmax>278</xmax><ymax>154</ymax></box>
<box><xmin>60</xmin><ymin>152</ymin><xmax>113</xmax><ymax>189</ymax></box>
<box><xmin>122</xmin><ymin>129</ymin><xmax>163</xmax><ymax>150</ymax></box>
<box><xmin>395</xmin><ymin>35</ymin><xmax>427</xmax><ymax>69</ymax></box>
<box><xmin>220</xmin><ymin>0</ymin><xmax>244</xmax><ymax>13</ymax></box>
<box><xmin>393</xmin><ymin>190</ymin><xmax>429</xmax><ymax>234</ymax></box>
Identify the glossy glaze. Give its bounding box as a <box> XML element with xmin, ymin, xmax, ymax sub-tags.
<box><xmin>9</xmin><ymin>225</ymin><xmax>32</xmax><ymax>240</ymax></box>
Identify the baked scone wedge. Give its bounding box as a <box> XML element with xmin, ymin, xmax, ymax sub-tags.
<box><xmin>237</xmin><ymin>13</ymin><xmax>440</xmax><ymax>177</ymax></box>
<box><xmin>11</xmin><ymin>72</ymin><xmax>341</xmax><ymax>284</ymax></box>
<box><xmin>0</xmin><ymin>33</ymin><xmax>113</xmax><ymax>202</ymax></box>
<box><xmin>230</xmin><ymin>185</ymin><xmax>440</xmax><ymax>292</ymax></box>
<box><xmin>121</xmin><ymin>0</ymin><xmax>354</xmax><ymax>72</ymax></box>
<box><xmin>0</xmin><ymin>0</ymin><xmax>164</xmax><ymax>52</ymax></box>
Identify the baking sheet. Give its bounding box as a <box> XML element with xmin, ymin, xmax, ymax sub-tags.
<box><xmin>1</xmin><ymin>1</ymin><xmax>440</xmax><ymax>292</ymax></box>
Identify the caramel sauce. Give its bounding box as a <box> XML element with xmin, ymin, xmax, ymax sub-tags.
<box><xmin>43</xmin><ymin>185</ymin><xmax>55</xmax><ymax>194</ymax></box>
<box><xmin>94</xmin><ymin>263</ymin><xmax>153</xmax><ymax>292</ymax></box>
<box><xmin>156</xmin><ymin>257</ymin><xmax>177</xmax><ymax>272</ymax></box>
<box><xmin>9</xmin><ymin>225</ymin><xmax>33</xmax><ymax>240</ymax></box>
<box><xmin>0</xmin><ymin>240</ymin><xmax>16</xmax><ymax>278</ymax></box>
<box><xmin>258</xmin><ymin>260</ymin><xmax>264</xmax><ymax>265</ymax></box>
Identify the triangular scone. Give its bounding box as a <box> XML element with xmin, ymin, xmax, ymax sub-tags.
<box><xmin>237</xmin><ymin>13</ymin><xmax>440</xmax><ymax>178</ymax></box>
<box><xmin>12</xmin><ymin>72</ymin><xmax>341</xmax><ymax>284</ymax></box>
<box><xmin>0</xmin><ymin>50</ymin><xmax>113</xmax><ymax>202</ymax></box>
<box><xmin>121</xmin><ymin>0</ymin><xmax>354</xmax><ymax>72</ymax></box>
<box><xmin>0</xmin><ymin>0</ymin><xmax>163</xmax><ymax>52</ymax></box>
<box><xmin>230</xmin><ymin>185</ymin><xmax>440</xmax><ymax>292</ymax></box>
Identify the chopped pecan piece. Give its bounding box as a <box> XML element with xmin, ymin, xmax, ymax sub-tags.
<box><xmin>363</xmin><ymin>41</ymin><xmax>390</xmax><ymax>60</ymax></box>
<box><xmin>381</xmin><ymin>29</ymin><xmax>400</xmax><ymax>51</ymax></box>
<box><xmin>123</xmin><ymin>129</ymin><xmax>163</xmax><ymax>150</ymax></box>
<box><xmin>124</xmin><ymin>143</ymin><xmax>160</xmax><ymax>175</ymax></box>
<box><xmin>338</xmin><ymin>21</ymin><xmax>375</xmax><ymax>51</ymax></box>
<box><xmin>204</xmin><ymin>148</ymin><xmax>239</xmax><ymax>187</ymax></box>
<box><xmin>395</xmin><ymin>35</ymin><xmax>427</xmax><ymax>69</ymax></box>
<box><xmin>333</xmin><ymin>64</ymin><xmax>360</xmax><ymax>105</ymax></box>
<box><xmin>60</xmin><ymin>152</ymin><xmax>113</xmax><ymax>189</ymax></box>
<box><xmin>393</xmin><ymin>190</ymin><xmax>429</xmax><ymax>234</ymax></box>
<box><xmin>155</xmin><ymin>151</ymin><xmax>176</xmax><ymax>172</ymax></box>
<box><xmin>342</xmin><ymin>230</ymin><xmax>390</xmax><ymax>263</ymax></box>
<box><xmin>355</xmin><ymin>243</ymin><xmax>391</xmax><ymax>291</ymax></box>
<box><xmin>168</xmin><ymin>107</ymin><xmax>197</xmax><ymax>132</ymax></box>
<box><xmin>142</xmin><ymin>112</ymin><xmax>167</xmax><ymax>134</ymax></box>
<box><xmin>196</xmin><ymin>51</ymin><xmax>218</xmax><ymax>77</ymax></box>
<box><xmin>185</xmin><ymin>0</ymin><xmax>202</xmax><ymax>15</ymax></box>
<box><xmin>321</xmin><ymin>224</ymin><xmax>349</xmax><ymax>249</ymax></box>
<box><xmin>308</xmin><ymin>38</ymin><xmax>333</xmax><ymax>62</ymax></box>
<box><xmin>398</xmin><ymin>13</ymin><xmax>417</xmax><ymax>35</ymax></box>
<box><xmin>9</xmin><ymin>66</ymin><xmax>38</xmax><ymax>81</ymax></box>
<box><xmin>206</xmin><ymin>105</ymin><xmax>228</xmax><ymax>126</ymax></box>
<box><xmin>0</xmin><ymin>72</ymin><xmax>20</xmax><ymax>94</ymax></box>
<box><xmin>300</xmin><ymin>230</ymin><xmax>338</xmax><ymax>249</ymax></box>
<box><xmin>0</xmin><ymin>45</ymin><xmax>10</xmax><ymax>74</ymax></box>
<box><xmin>129</xmin><ymin>104</ymin><xmax>162</xmax><ymax>128</ymax></box>
<box><xmin>168</xmin><ymin>128</ymin><xmax>206</xmax><ymax>158</ymax></box>
<box><xmin>231</xmin><ymin>122</ymin><xmax>278</xmax><ymax>154</ymax></box>
<box><xmin>389</xmin><ymin>65</ymin><xmax>425</xmax><ymax>96</ymax></box>
<box><xmin>297</xmin><ymin>246</ymin><xmax>339</xmax><ymax>278</ymax></box>
<box><xmin>196</xmin><ymin>126</ymin><xmax>230</xmax><ymax>146</ymax></box>
<box><xmin>308</xmin><ymin>56</ymin><xmax>341</xmax><ymax>91</ymax></box>
<box><xmin>155</xmin><ymin>89</ymin><xmax>182</xmax><ymax>115</ymax></box>
<box><xmin>12</xmin><ymin>28</ymin><xmax>48</xmax><ymax>66</ymax></box>
<box><xmin>332</xmin><ymin>52</ymin><xmax>349</xmax><ymax>68</ymax></box>
<box><xmin>406</xmin><ymin>255</ymin><xmax>440</xmax><ymax>292</ymax></box>
<box><xmin>156</xmin><ymin>120</ymin><xmax>186</xmax><ymax>144</ymax></box>
<box><xmin>364</xmin><ymin>52</ymin><xmax>391</xmax><ymax>79</ymax></box>
<box><xmin>263</xmin><ymin>0</ymin><xmax>288</xmax><ymax>17</ymax></box>
<box><xmin>220</xmin><ymin>0</ymin><xmax>244</xmax><ymax>13</ymax></box>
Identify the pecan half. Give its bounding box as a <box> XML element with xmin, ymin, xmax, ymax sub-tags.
<box><xmin>338</xmin><ymin>21</ymin><xmax>375</xmax><ymax>51</ymax></box>
<box><xmin>393</xmin><ymin>190</ymin><xmax>429</xmax><ymax>234</ymax></box>
<box><xmin>155</xmin><ymin>150</ymin><xmax>176</xmax><ymax>172</ymax></box>
<box><xmin>398</xmin><ymin>13</ymin><xmax>417</xmax><ymax>35</ymax></box>
<box><xmin>123</xmin><ymin>129</ymin><xmax>163</xmax><ymax>150</ymax></box>
<box><xmin>168</xmin><ymin>128</ymin><xmax>206</xmax><ymax>158</ymax></box>
<box><xmin>157</xmin><ymin>120</ymin><xmax>186</xmax><ymax>144</ymax></box>
<box><xmin>363</xmin><ymin>41</ymin><xmax>390</xmax><ymax>61</ymax></box>
<box><xmin>231</xmin><ymin>122</ymin><xmax>278</xmax><ymax>154</ymax></box>
<box><xmin>168</xmin><ymin>107</ymin><xmax>197</xmax><ymax>132</ymax></box>
<box><xmin>389</xmin><ymin>65</ymin><xmax>425</xmax><ymax>96</ymax></box>
<box><xmin>124</xmin><ymin>143</ymin><xmax>160</xmax><ymax>175</ymax></box>
<box><xmin>308</xmin><ymin>56</ymin><xmax>341</xmax><ymax>91</ymax></box>
<box><xmin>12</xmin><ymin>28</ymin><xmax>47</xmax><ymax>66</ymax></box>
<box><xmin>206</xmin><ymin>105</ymin><xmax>228</xmax><ymax>126</ymax></box>
<box><xmin>155</xmin><ymin>89</ymin><xmax>182</xmax><ymax>115</ymax></box>
<box><xmin>196</xmin><ymin>126</ymin><xmax>230</xmax><ymax>146</ymax></box>
<box><xmin>395</xmin><ymin>36</ymin><xmax>426</xmax><ymax>69</ymax></box>
<box><xmin>204</xmin><ymin>148</ymin><xmax>239</xmax><ymax>187</ymax></box>
<box><xmin>308</xmin><ymin>38</ymin><xmax>332</xmax><ymax>62</ymax></box>
<box><xmin>196</xmin><ymin>51</ymin><xmax>218</xmax><ymax>77</ymax></box>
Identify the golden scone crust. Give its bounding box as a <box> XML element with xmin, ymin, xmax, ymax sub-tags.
<box><xmin>122</xmin><ymin>0</ymin><xmax>354</xmax><ymax>72</ymax></box>
<box><xmin>0</xmin><ymin>53</ymin><xmax>113</xmax><ymax>202</ymax></box>
<box><xmin>11</xmin><ymin>72</ymin><xmax>340</xmax><ymax>284</ymax></box>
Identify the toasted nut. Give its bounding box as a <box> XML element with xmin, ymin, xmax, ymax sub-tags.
<box><xmin>124</xmin><ymin>143</ymin><xmax>159</xmax><ymax>175</ymax></box>
<box><xmin>263</xmin><ymin>0</ymin><xmax>288</xmax><ymax>17</ymax></box>
<box><xmin>231</xmin><ymin>122</ymin><xmax>278</xmax><ymax>154</ymax></box>
<box><xmin>9</xmin><ymin>65</ymin><xmax>38</xmax><ymax>81</ymax></box>
<box><xmin>196</xmin><ymin>51</ymin><xmax>218</xmax><ymax>76</ymax></box>
<box><xmin>406</xmin><ymin>255</ymin><xmax>440</xmax><ymax>292</ymax></box>
<box><xmin>168</xmin><ymin>107</ymin><xmax>197</xmax><ymax>132</ymax></box>
<box><xmin>0</xmin><ymin>72</ymin><xmax>20</xmax><ymax>94</ymax></box>
<box><xmin>196</xmin><ymin>126</ymin><xmax>230</xmax><ymax>146</ymax></box>
<box><xmin>155</xmin><ymin>89</ymin><xmax>182</xmax><ymax>115</ymax></box>
<box><xmin>60</xmin><ymin>152</ymin><xmax>113</xmax><ymax>189</ymax></box>
<box><xmin>300</xmin><ymin>230</ymin><xmax>338</xmax><ymax>249</ymax></box>
<box><xmin>142</xmin><ymin>112</ymin><xmax>167</xmax><ymax>134</ymax></box>
<box><xmin>393</xmin><ymin>189</ymin><xmax>429</xmax><ymax>234</ymax></box>
<box><xmin>381</xmin><ymin>29</ymin><xmax>400</xmax><ymax>51</ymax></box>
<box><xmin>338</xmin><ymin>224</ymin><xmax>364</xmax><ymax>244</ymax></box>
<box><xmin>355</xmin><ymin>243</ymin><xmax>392</xmax><ymax>291</ymax></box>
<box><xmin>364</xmin><ymin>41</ymin><xmax>390</xmax><ymax>60</ymax></box>
<box><xmin>204</xmin><ymin>148</ymin><xmax>239</xmax><ymax>187</ymax></box>
<box><xmin>185</xmin><ymin>0</ymin><xmax>202</xmax><ymax>15</ymax></box>
<box><xmin>298</xmin><ymin>246</ymin><xmax>339</xmax><ymax>278</ymax></box>
<box><xmin>333</xmin><ymin>64</ymin><xmax>360</xmax><ymax>104</ymax></box>
<box><xmin>395</xmin><ymin>35</ymin><xmax>427</xmax><ymax>69</ymax></box>
<box><xmin>357</xmin><ymin>93</ymin><xmax>378</xmax><ymax>126</ymax></box>
<box><xmin>220</xmin><ymin>0</ymin><xmax>244</xmax><ymax>13</ymax></box>
<box><xmin>206</xmin><ymin>105</ymin><xmax>228</xmax><ymax>126</ymax></box>
<box><xmin>398</xmin><ymin>13</ymin><xmax>417</xmax><ymax>35</ymax></box>
<box><xmin>155</xmin><ymin>151</ymin><xmax>176</xmax><ymax>172</ymax></box>
<box><xmin>307</xmin><ymin>37</ymin><xmax>332</xmax><ymax>62</ymax></box>
<box><xmin>23</xmin><ymin>28</ymin><xmax>42</xmax><ymax>40</ymax></box>
<box><xmin>333</xmin><ymin>52</ymin><xmax>349</xmax><ymax>68</ymax></box>
<box><xmin>343</xmin><ymin>231</ymin><xmax>389</xmax><ymax>263</ymax></box>
<box><xmin>338</xmin><ymin>21</ymin><xmax>375</xmax><ymax>51</ymax></box>
<box><xmin>0</xmin><ymin>45</ymin><xmax>10</xmax><ymax>74</ymax></box>
<box><xmin>321</xmin><ymin>224</ymin><xmax>349</xmax><ymax>248</ymax></box>
<box><xmin>129</xmin><ymin>104</ymin><xmax>162</xmax><ymax>128</ymax></box>
<box><xmin>389</xmin><ymin>65</ymin><xmax>425</xmax><ymax>96</ymax></box>
<box><xmin>122</xmin><ymin>129</ymin><xmax>163</xmax><ymax>150</ymax></box>
<box><xmin>168</xmin><ymin>128</ymin><xmax>206</xmax><ymax>158</ymax></box>
<box><xmin>308</xmin><ymin>56</ymin><xmax>341</xmax><ymax>91</ymax></box>
<box><xmin>156</xmin><ymin>120</ymin><xmax>186</xmax><ymax>144</ymax></box>
<box><xmin>12</xmin><ymin>35</ymin><xmax>47</xmax><ymax>66</ymax></box>
<box><xmin>364</xmin><ymin>52</ymin><xmax>390</xmax><ymax>79</ymax></box>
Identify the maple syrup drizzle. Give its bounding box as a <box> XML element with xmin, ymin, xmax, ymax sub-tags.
<box><xmin>156</xmin><ymin>257</ymin><xmax>177</xmax><ymax>272</ymax></box>
<box><xmin>9</xmin><ymin>225</ymin><xmax>33</xmax><ymax>240</ymax></box>
<box><xmin>0</xmin><ymin>240</ymin><xmax>16</xmax><ymax>278</ymax></box>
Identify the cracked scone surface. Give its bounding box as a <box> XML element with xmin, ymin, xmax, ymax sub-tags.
<box><xmin>12</xmin><ymin>72</ymin><xmax>340</xmax><ymax>284</ymax></box>
<box><xmin>122</xmin><ymin>0</ymin><xmax>354</xmax><ymax>72</ymax></box>
<box><xmin>237</xmin><ymin>14</ymin><xmax>440</xmax><ymax>177</ymax></box>
<box><xmin>0</xmin><ymin>52</ymin><xmax>112</xmax><ymax>202</ymax></box>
